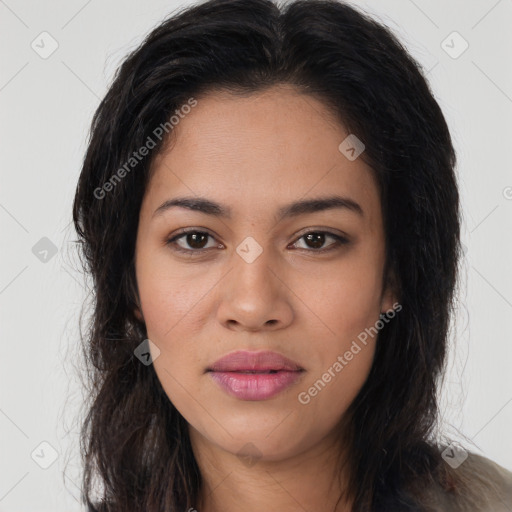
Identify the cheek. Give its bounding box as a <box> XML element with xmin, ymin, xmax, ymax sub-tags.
<box><xmin>135</xmin><ymin>253</ymin><xmax>213</xmax><ymax>402</ymax></box>
<box><xmin>140</xmin><ymin>282</ymin><xmax>196</xmax><ymax>339</ymax></box>
<box><xmin>308</xmin><ymin>255</ymin><xmax>384</xmax><ymax>342</ymax></box>
<box><xmin>140</xmin><ymin>287</ymin><xmax>208</xmax><ymax>385</ymax></box>
<box><xmin>296</xmin><ymin>269</ymin><xmax>382</xmax><ymax>426</ymax></box>
<box><xmin>139</xmin><ymin>277</ymin><xmax>205</xmax><ymax>418</ymax></box>
<box><xmin>296</xmin><ymin>251</ymin><xmax>384</xmax><ymax>407</ymax></box>
<box><xmin>136</xmin><ymin>251</ymin><xmax>211</xmax><ymax>341</ymax></box>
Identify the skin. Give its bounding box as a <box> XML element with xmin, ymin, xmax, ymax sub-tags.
<box><xmin>134</xmin><ymin>84</ymin><xmax>396</xmax><ymax>512</ymax></box>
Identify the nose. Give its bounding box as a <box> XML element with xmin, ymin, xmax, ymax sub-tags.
<box><xmin>216</xmin><ymin>248</ymin><xmax>294</xmax><ymax>332</ymax></box>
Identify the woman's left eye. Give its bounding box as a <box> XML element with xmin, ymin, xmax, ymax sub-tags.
<box><xmin>165</xmin><ymin>230</ymin><xmax>349</xmax><ymax>255</ymax></box>
<box><xmin>290</xmin><ymin>231</ymin><xmax>349</xmax><ymax>252</ymax></box>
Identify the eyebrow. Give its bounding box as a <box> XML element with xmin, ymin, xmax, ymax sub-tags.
<box><xmin>152</xmin><ymin>195</ymin><xmax>364</xmax><ymax>221</ymax></box>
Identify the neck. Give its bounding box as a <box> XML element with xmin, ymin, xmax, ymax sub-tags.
<box><xmin>189</xmin><ymin>426</ymin><xmax>353</xmax><ymax>512</ymax></box>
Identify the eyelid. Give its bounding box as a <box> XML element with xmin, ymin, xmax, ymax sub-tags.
<box><xmin>292</xmin><ymin>226</ymin><xmax>350</xmax><ymax>242</ymax></box>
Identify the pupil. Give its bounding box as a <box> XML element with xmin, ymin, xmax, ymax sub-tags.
<box><xmin>306</xmin><ymin>233</ymin><xmax>324</xmax><ymax>249</ymax></box>
<box><xmin>188</xmin><ymin>232</ymin><xmax>208</xmax><ymax>249</ymax></box>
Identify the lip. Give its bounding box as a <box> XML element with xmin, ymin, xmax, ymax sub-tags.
<box><xmin>207</xmin><ymin>350</ymin><xmax>305</xmax><ymax>401</ymax></box>
<box><xmin>207</xmin><ymin>350</ymin><xmax>303</xmax><ymax>372</ymax></box>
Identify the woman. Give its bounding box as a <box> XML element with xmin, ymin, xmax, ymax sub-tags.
<box><xmin>72</xmin><ymin>0</ymin><xmax>512</xmax><ymax>510</ymax></box>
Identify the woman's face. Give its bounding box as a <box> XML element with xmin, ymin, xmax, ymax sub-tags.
<box><xmin>134</xmin><ymin>84</ymin><xmax>395</xmax><ymax>462</ymax></box>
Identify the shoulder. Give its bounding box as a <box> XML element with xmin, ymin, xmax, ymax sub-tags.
<box><xmin>419</xmin><ymin>449</ymin><xmax>512</xmax><ymax>512</ymax></box>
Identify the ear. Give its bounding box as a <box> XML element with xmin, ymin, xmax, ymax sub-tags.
<box><xmin>380</xmin><ymin>267</ymin><xmax>399</xmax><ymax>314</ymax></box>
<box><xmin>127</xmin><ymin>270</ymin><xmax>144</xmax><ymax>322</ymax></box>
<box><xmin>133</xmin><ymin>306</ymin><xmax>144</xmax><ymax>322</ymax></box>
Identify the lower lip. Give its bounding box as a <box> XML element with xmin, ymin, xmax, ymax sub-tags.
<box><xmin>208</xmin><ymin>370</ymin><xmax>304</xmax><ymax>400</ymax></box>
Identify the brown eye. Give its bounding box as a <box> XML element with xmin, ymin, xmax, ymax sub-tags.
<box><xmin>291</xmin><ymin>231</ymin><xmax>349</xmax><ymax>252</ymax></box>
<box><xmin>166</xmin><ymin>230</ymin><xmax>219</xmax><ymax>253</ymax></box>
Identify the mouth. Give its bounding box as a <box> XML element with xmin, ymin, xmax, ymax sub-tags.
<box><xmin>206</xmin><ymin>350</ymin><xmax>305</xmax><ymax>401</ymax></box>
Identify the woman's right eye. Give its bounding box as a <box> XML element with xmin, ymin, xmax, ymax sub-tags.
<box><xmin>166</xmin><ymin>230</ymin><xmax>220</xmax><ymax>254</ymax></box>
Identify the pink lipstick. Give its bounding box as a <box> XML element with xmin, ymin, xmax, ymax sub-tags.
<box><xmin>207</xmin><ymin>350</ymin><xmax>305</xmax><ymax>400</ymax></box>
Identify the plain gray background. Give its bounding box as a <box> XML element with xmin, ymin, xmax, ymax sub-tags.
<box><xmin>1</xmin><ymin>0</ymin><xmax>511</xmax><ymax>510</ymax></box>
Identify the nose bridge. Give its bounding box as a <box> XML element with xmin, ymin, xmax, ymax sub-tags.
<box><xmin>232</xmin><ymin>236</ymin><xmax>277</xmax><ymax>305</ymax></box>
<box><xmin>216</xmin><ymin>236</ymin><xmax>293</xmax><ymax>330</ymax></box>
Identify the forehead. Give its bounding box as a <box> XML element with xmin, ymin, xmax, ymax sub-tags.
<box><xmin>144</xmin><ymin>85</ymin><xmax>380</xmax><ymax>224</ymax></box>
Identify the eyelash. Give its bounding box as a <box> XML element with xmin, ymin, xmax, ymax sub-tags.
<box><xmin>165</xmin><ymin>228</ymin><xmax>349</xmax><ymax>256</ymax></box>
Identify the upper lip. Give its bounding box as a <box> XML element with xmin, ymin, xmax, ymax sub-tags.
<box><xmin>207</xmin><ymin>350</ymin><xmax>304</xmax><ymax>372</ymax></box>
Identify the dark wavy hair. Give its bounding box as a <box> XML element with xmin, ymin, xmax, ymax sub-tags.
<box><xmin>71</xmin><ymin>0</ymin><xmax>484</xmax><ymax>510</ymax></box>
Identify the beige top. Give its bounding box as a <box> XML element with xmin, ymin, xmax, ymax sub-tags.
<box><xmin>420</xmin><ymin>451</ymin><xmax>512</xmax><ymax>511</ymax></box>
